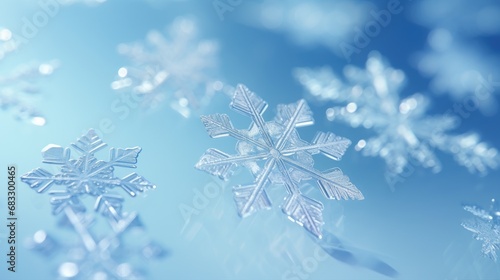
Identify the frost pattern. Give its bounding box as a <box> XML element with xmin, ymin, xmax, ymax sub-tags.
<box><xmin>0</xmin><ymin>28</ymin><xmax>57</xmax><ymax>126</ymax></box>
<box><xmin>195</xmin><ymin>84</ymin><xmax>363</xmax><ymax>238</ymax></box>
<box><xmin>111</xmin><ymin>17</ymin><xmax>232</xmax><ymax>118</ymax></box>
<box><xmin>294</xmin><ymin>51</ymin><xmax>500</xmax><ymax>175</ymax></box>
<box><xmin>21</xmin><ymin>129</ymin><xmax>165</xmax><ymax>279</ymax></box>
<box><xmin>462</xmin><ymin>199</ymin><xmax>500</xmax><ymax>262</ymax></box>
<box><xmin>237</xmin><ymin>0</ymin><xmax>372</xmax><ymax>57</ymax></box>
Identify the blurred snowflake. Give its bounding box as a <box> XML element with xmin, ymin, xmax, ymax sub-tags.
<box><xmin>22</xmin><ymin>129</ymin><xmax>166</xmax><ymax>279</ymax></box>
<box><xmin>295</xmin><ymin>51</ymin><xmax>500</xmax><ymax>176</ymax></box>
<box><xmin>462</xmin><ymin>199</ymin><xmax>500</xmax><ymax>262</ymax></box>
<box><xmin>413</xmin><ymin>29</ymin><xmax>500</xmax><ymax>115</ymax></box>
<box><xmin>0</xmin><ymin>59</ymin><xmax>57</xmax><ymax>126</ymax></box>
<box><xmin>236</xmin><ymin>0</ymin><xmax>372</xmax><ymax>57</ymax></box>
<box><xmin>111</xmin><ymin>17</ymin><xmax>231</xmax><ymax>118</ymax></box>
<box><xmin>195</xmin><ymin>84</ymin><xmax>363</xmax><ymax>238</ymax></box>
<box><xmin>411</xmin><ymin>0</ymin><xmax>500</xmax><ymax>37</ymax></box>
<box><xmin>0</xmin><ymin>27</ymin><xmax>57</xmax><ymax>126</ymax></box>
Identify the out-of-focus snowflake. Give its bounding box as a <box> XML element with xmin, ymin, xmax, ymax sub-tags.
<box><xmin>111</xmin><ymin>17</ymin><xmax>232</xmax><ymax>118</ymax></box>
<box><xmin>236</xmin><ymin>0</ymin><xmax>372</xmax><ymax>57</ymax></box>
<box><xmin>0</xmin><ymin>27</ymin><xmax>57</xmax><ymax>126</ymax></box>
<box><xmin>411</xmin><ymin>0</ymin><xmax>500</xmax><ymax>37</ymax></box>
<box><xmin>462</xmin><ymin>199</ymin><xmax>500</xmax><ymax>262</ymax></box>
<box><xmin>22</xmin><ymin>129</ymin><xmax>165</xmax><ymax>279</ymax></box>
<box><xmin>294</xmin><ymin>51</ymin><xmax>500</xmax><ymax>175</ymax></box>
<box><xmin>28</xmin><ymin>208</ymin><xmax>167</xmax><ymax>280</ymax></box>
<box><xmin>195</xmin><ymin>84</ymin><xmax>363</xmax><ymax>238</ymax></box>
<box><xmin>413</xmin><ymin>29</ymin><xmax>500</xmax><ymax>115</ymax></box>
<box><xmin>0</xmin><ymin>59</ymin><xmax>57</xmax><ymax>126</ymax></box>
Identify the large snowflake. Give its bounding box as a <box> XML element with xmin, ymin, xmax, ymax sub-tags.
<box><xmin>462</xmin><ymin>199</ymin><xmax>500</xmax><ymax>262</ymax></box>
<box><xmin>111</xmin><ymin>17</ymin><xmax>231</xmax><ymax>118</ymax></box>
<box><xmin>195</xmin><ymin>84</ymin><xmax>363</xmax><ymax>238</ymax></box>
<box><xmin>21</xmin><ymin>129</ymin><xmax>165</xmax><ymax>279</ymax></box>
<box><xmin>294</xmin><ymin>51</ymin><xmax>500</xmax><ymax>176</ymax></box>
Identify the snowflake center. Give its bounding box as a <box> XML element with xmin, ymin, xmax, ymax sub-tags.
<box><xmin>269</xmin><ymin>148</ymin><xmax>282</xmax><ymax>159</ymax></box>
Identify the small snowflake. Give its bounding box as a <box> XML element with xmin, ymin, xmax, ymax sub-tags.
<box><xmin>195</xmin><ymin>84</ymin><xmax>363</xmax><ymax>238</ymax></box>
<box><xmin>111</xmin><ymin>17</ymin><xmax>231</xmax><ymax>118</ymax></box>
<box><xmin>21</xmin><ymin>129</ymin><xmax>155</xmax><ymax>208</ymax></box>
<box><xmin>21</xmin><ymin>129</ymin><xmax>164</xmax><ymax>279</ymax></box>
<box><xmin>294</xmin><ymin>51</ymin><xmax>500</xmax><ymax>176</ymax></box>
<box><xmin>462</xmin><ymin>199</ymin><xmax>500</xmax><ymax>262</ymax></box>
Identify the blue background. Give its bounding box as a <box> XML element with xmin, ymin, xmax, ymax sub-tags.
<box><xmin>0</xmin><ymin>0</ymin><xmax>499</xmax><ymax>279</ymax></box>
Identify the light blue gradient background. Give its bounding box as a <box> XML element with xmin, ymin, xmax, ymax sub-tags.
<box><xmin>0</xmin><ymin>0</ymin><xmax>499</xmax><ymax>279</ymax></box>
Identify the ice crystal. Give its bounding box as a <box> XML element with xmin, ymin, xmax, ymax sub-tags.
<box><xmin>414</xmin><ymin>29</ymin><xmax>500</xmax><ymax>115</ymax></box>
<box><xmin>111</xmin><ymin>17</ymin><xmax>231</xmax><ymax>118</ymax></box>
<box><xmin>294</xmin><ymin>51</ymin><xmax>500</xmax><ymax>175</ymax></box>
<box><xmin>237</xmin><ymin>0</ymin><xmax>372</xmax><ymax>57</ymax></box>
<box><xmin>21</xmin><ymin>129</ymin><xmax>165</xmax><ymax>279</ymax></box>
<box><xmin>195</xmin><ymin>84</ymin><xmax>363</xmax><ymax>238</ymax></box>
<box><xmin>462</xmin><ymin>199</ymin><xmax>500</xmax><ymax>262</ymax></box>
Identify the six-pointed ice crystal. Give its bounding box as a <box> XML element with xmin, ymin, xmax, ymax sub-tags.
<box><xmin>196</xmin><ymin>84</ymin><xmax>363</xmax><ymax>238</ymax></box>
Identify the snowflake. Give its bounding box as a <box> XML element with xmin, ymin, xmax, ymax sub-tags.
<box><xmin>21</xmin><ymin>129</ymin><xmax>164</xmax><ymax>279</ymax></box>
<box><xmin>21</xmin><ymin>129</ymin><xmax>156</xmax><ymax>204</ymax></box>
<box><xmin>413</xmin><ymin>29</ymin><xmax>500</xmax><ymax>115</ymax></box>
<box><xmin>462</xmin><ymin>199</ymin><xmax>500</xmax><ymax>262</ymax></box>
<box><xmin>237</xmin><ymin>0</ymin><xmax>372</xmax><ymax>57</ymax></box>
<box><xmin>111</xmin><ymin>17</ymin><xmax>231</xmax><ymax>118</ymax></box>
<box><xmin>294</xmin><ymin>51</ymin><xmax>500</xmax><ymax>176</ymax></box>
<box><xmin>195</xmin><ymin>84</ymin><xmax>363</xmax><ymax>238</ymax></box>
